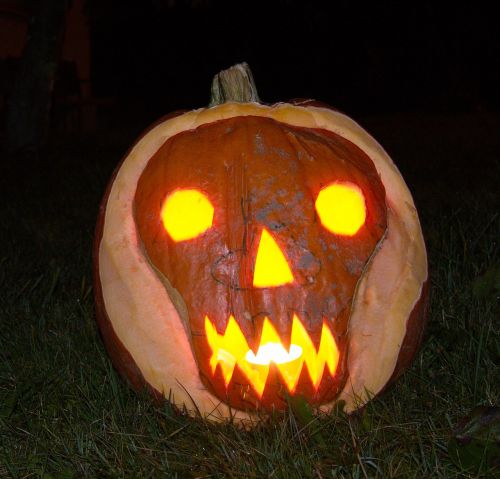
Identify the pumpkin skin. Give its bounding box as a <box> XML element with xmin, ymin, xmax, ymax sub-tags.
<box><xmin>94</xmin><ymin>100</ymin><xmax>428</xmax><ymax>424</ymax></box>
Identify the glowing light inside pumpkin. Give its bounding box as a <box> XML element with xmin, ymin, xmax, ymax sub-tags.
<box><xmin>315</xmin><ymin>182</ymin><xmax>366</xmax><ymax>236</ymax></box>
<box><xmin>245</xmin><ymin>343</ymin><xmax>302</xmax><ymax>365</ymax></box>
<box><xmin>253</xmin><ymin>228</ymin><xmax>294</xmax><ymax>287</ymax></box>
<box><xmin>205</xmin><ymin>314</ymin><xmax>339</xmax><ymax>397</ymax></box>
<box><xmin>161</xmin><ymin>189</ymin><xmax>214</xmax><ymax>241</ymax></box>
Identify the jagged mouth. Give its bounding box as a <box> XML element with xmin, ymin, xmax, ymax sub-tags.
<box><xmin>204</xmin><ymin>314</ymin><xmax>340</xmax><ymax>398</ymax></box>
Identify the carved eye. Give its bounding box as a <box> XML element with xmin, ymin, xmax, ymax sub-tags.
<box><xmin>315</xmin><ymin>182</ymin><xmax>366</xmax><ymax>236</ymax></box>
<box><xmin>161</xmin><ymin>189</ymin><xmax>214</xmax><ymax>241</ymax></box>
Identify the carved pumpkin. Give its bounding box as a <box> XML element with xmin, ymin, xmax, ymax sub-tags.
<box><xmin>94</xmin><ymin>64</ymin><xmax>428</xmax><ymax>424</ymax></box>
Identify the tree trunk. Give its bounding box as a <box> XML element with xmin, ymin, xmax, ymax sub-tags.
<box><xmin>5</xmin><ymin>1</ymin><xmax>67</xmax><ymax>154</ymax></box>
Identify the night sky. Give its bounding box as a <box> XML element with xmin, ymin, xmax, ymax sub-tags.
<box><xmin>89</xmin><ymin>0</ymin><xmax>499</xmax><ymax>121</ymax></box>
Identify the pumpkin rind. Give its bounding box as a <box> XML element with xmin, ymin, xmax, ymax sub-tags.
<box><xmin>94</xmin><ymin>101</ymin><xmax>428</xmax><ymax>423</ymax></box>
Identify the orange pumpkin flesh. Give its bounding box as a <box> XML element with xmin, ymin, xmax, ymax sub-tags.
<box><xmin>94</xmin><ymin>74</ymin><xmax>428</xmax><ymax>424</ymax></box>
<box><xmin>133</xmin><ymin>115</ymin><xmax>387</xmax><ymax>410</ymax></box>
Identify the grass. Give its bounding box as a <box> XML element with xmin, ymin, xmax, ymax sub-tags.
<box><xmin>0</xmin><ymin>112</ymin><xmax>499</xmax><ymax>478</ymax></box>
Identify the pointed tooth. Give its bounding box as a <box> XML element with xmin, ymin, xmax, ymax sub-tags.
<box><xmin>248</xmin><ymin>337</ymin><xmax>260</xmax><ymax>355</ymax></box>
<box><xmin>233</xmin><ymin>313</ymin><xmax>258</xmax><ymax>354</ymax></box>
<box><xmin>308</xmin><ymin>321</ymin><xmax>323</xmax><ymax>351</ymax></box>
<box><xmin>277</xmin><ymin>319</ymin><xmax>293</xmax><ymax>351</ymax></box>
<box><xmin>247</xmin><ymin>321</ymin><xmax>261</xmax><ymax>355</ymax></box>
<box><xmin>239</xmin><ymin>313</ymin><xmax>259</xmax><ymax>355</ymax></box>
<box><xmin>292</xmin><ymin>312</ymin><xmax>322</xmax><ymax>351</ymax></box>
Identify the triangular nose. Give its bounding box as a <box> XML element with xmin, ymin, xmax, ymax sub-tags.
<box><xmin>253</xmin><ymin>228</ymin><xmax>294</xmax><ymax>288</ymax></box>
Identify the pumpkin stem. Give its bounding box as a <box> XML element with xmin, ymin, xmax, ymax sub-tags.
<box><xmin>209</xmin><ymin>62</ymin><xmax>261</xmax><ymax>106</ymax></box>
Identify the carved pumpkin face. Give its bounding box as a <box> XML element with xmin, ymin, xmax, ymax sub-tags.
<box><xmin>133</xmin><ymin>116</ymin><xmax>387</xmax><ymax>410</ymax></box>
<box><xmin>94</xmin><ymin>101</ymin><xmax>428</xmax><ymax>424</ymax></box>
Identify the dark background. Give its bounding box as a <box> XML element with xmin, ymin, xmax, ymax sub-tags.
<box><xmin>89</xmin><ymin>0</ymin><xmax>499</xmax><ymax>119</ymax></box>
<box><xmin>1</xmin><ymin>0</ymin><xmax>499</xmax><ymax>147</ymax></box>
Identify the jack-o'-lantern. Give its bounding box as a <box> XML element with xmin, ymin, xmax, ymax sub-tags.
<box><xmin>93</xmin><ymin>64</ymin><xmax>428</xmax><ymax>424</ymax></box>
